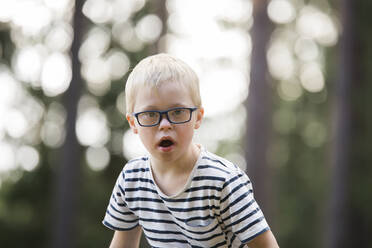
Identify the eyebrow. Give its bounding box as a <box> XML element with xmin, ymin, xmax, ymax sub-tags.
<box><xmin>140</xmin><ymin>104</ymin><xmax>190</xmax><ymax>111</ymax></box>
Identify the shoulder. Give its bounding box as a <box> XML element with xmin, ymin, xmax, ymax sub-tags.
<box><xmin>114</xmin><ymin>156</ymin><xmax>155</xmax><ymax>193</ymax></box>
<box><xmin>123</xmin><ymin>156</ymin><xmax>149</xmax><ymax>172</ymax></box>
<box><xmin>117</xmin><ymin>156</ymin><xmax>151</xmax><ymax>183</ymax></box>
<box><xmin>197</xmin><ymin>150</ymin><xmax>245</xmax><ymax>182</ymax></box>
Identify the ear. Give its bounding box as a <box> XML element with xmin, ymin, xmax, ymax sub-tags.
<box><xmin>194</xmin><ymin>107</ymin><xmax>204</xmax><ymax>130</ymax></box>
<box><xmin>126</xmin><ymin>113</ymin><xmax>138</xmax><ymax>134</ymax></box>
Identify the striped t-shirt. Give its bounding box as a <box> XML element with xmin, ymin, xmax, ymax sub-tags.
<box><xmin>103</xmin><ymin>148</ymin><xmax>270</xmax><ymax>247</ymax></box>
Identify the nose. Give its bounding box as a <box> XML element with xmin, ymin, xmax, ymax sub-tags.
<box><xmin>158</xmin><ymin>113</ymin><xmax>172</xmax><ymax>130</ymax></box>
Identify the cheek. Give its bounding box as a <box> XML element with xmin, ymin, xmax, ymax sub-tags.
<box><xmin>177</xmin><ymin>125</ymin><xmax>195</xmax><ymax>142</ymax></box>
<box><xmin>137</xmin><ymin>129</ymin><xmax>154</xmax><ymax>146</ymax></box>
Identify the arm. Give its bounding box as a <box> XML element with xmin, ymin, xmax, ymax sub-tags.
<box><xmin>109</xmin><ymin>226</ymin><xmax>142</xmax><ymax>248</ymax></box>
<box><xmin>246</xmin><ymin>230</ymin><xmax>279</xmax><ymax>248</ymax></box>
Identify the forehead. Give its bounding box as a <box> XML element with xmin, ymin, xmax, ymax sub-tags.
<box><xmin>133</xmin><ymin>81</ymin><xmax>194</xmax><ymax>111</ymax></box>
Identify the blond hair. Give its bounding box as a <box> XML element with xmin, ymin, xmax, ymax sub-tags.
<box><xmin>125</xmin><ymin>54</ymin><xmax>201</xmax><ymax>113</ymax></box>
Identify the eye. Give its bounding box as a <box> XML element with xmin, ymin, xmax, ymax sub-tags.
<box><xmin>148</xmin><ymin>112</ymin><xmax>157</xmax><ymax>117</ymax></box>
<box><xmin>172</xmin><ymin>109</ymin><xmax>185</xmax><ymax>116</ymax></box>
<box><xmin>141</xmin><ymin>111</ymin><xmax>157</xmax><ymax>119</ymax></box>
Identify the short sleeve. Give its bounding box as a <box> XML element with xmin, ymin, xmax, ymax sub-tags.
<box><xmin>102</xmin><ymin>170</ymin><xmax>139</xmax><ymax>231</ymax></box>
<box><xmin>219</xmin><ymin>170</ymin><xmax>270</xmax><ymax>244</ymax></box>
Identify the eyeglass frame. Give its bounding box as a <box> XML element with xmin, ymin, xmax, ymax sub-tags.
<box><xmin>132</xmin><ymin>107</ymin><xmax>198</xmax><ymax>127</ymax></box>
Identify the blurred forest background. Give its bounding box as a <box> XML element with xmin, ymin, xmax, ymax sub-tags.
<box><xmin>0</xmin><ymin>0</ymin><xmax>371</xmax><ymax>247</ymax></box>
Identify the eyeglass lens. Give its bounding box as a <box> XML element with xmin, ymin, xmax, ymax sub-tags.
<box><xmin>137</xmin><ymin>108</ymin><xmax>192</xmax><ymax>126</ymax></box>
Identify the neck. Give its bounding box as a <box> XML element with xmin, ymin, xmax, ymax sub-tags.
<box><xmin>151</xmin><ymin>143</ymin><xmax>201</xmax><ymax>175</ymax></box>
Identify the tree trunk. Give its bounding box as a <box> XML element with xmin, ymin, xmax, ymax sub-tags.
<box><xmin>244</xmin><ymin>0</ymin><xmax>274</xmax><ymax>218</ymax></box>
<box><xmin>326</xmin><ymin>0</ymin><xmax>354</xmax><ymax>247</ymax></box>
<box><xmin>51</xmin><ymin>1</ymin><xmax>84</xmax><ymax>247</ymax></box>
<box><xmin>148</xmin><ymin>0</ymin><xmax>168</xmax><ymax>54</ymax></box>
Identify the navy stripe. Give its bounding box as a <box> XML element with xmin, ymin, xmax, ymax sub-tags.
<box><xmin>125</xmin><ymin>187</ymin><xmax>157</xmax><ymax>194</ymax></box>
<box><xmin>129</xmin><ymin>207</ymin><xmax>170</xmax><ymax>214</ymax></box>
<box><xmin>220</xmin><ymin>181</ymin><xmax>250</xmax><ymax>203</ymax></box>
<box><xmin>185</xmin><ymin>185</ymin><xmax>223</xmax><ymax>193</ymax></box>
<box><xmin>167</xmin><ymin>204</ymin><xmax>220</xmax><ymax>212</ymax></box>
<box><xmin>125</xmin><ymin>167</ymin><xmax>149</xmax><ymax>173</ymax></box>
<box><xmin>220</xmin><ymin>190</ymin><xmax>253</xmax><ymax>215</ymax></box>
<box><xmin>161</xmin><ymin>195</ymin><xmax>220</xmax><ymax>202</ymax></box>
<box><xmin>144</xmin><ymin>228</ymin><xmax>225</xmax><ymax>243</ymax></box>
<box><xmin>118</xmin><ymin>184</ymin><xmax>125</xmax><ymax>195</ymax></box>
<box><xmin>125</xmin><ymin>197</ymin><xmax>163</xmax><ymax>203</ymax></box>
<box><xmin>222</xmin><ymin>199</ymin><xmax>256</xmax><ymax>223</ymax></box>
<box><xmin>225</xmin><ymin>207</ymin><xmax>260</xmax><ymax>229</ymax></box>
<box><xmin>140</xmin><ymin>217</ymin><xmax>175</xmax><ymax>225</ymax></box>
<box><xmin>146</xmin><ymin>236</ymin><xmax>188</xmax><ymax>244</ymax></box>
<box><xmin>109</xmin><ymin>203</ymin><xmax>133</xmax><ymax>216</ymax></box>
<box><xmin>198</xmin><ymin>164</ymin><xmax>230</xmax><ymax>174</ymax></box>
<box><xmin>211</xmin><ymin>240</ymin><xmax>228</xmax><ymax>247</ymax></box>
<box><xmin>142</xmin><ymin>226</ymin><xmax>183</xmax><ymax>235</ymax></box>
<box><xmin>235</xmin><ymin>216</ymin><xmax>265</xmax><ymax>235</ymax></box>
<box><xmin>222</xmin><ymin>173</ymin><xmax>244</xmax><ymax>189</ymax></box>
<box><xmin>193</xmin><ymin>176</ymin><xmax>225</xmax><ymax>182</ymax></box>
<box><xmin>140</xmin><ymin>217</ymin><xmax>220</xmax><ymax>235</ymax></box>
<box><xmin>112</xmin><ymin>194</ymin><xmax>126</xmax><ymax>207</ymax></box>
<box><xmin>125</xmin><ymin>178</ymin><xmax>154</xmax><ymax>184</ymax></box>
<box><xmin>102</xmin><ymin>220</ymin><xmax>138</xmax><ymax>231</ymax></box>
<box><xmin>229</xmin><ymin>233</ymin><xmax>237</xmax><ymax>248</ymax></box>
<box><xmin>202</xmin><ymin>156</ymin><xmax>227</xmax><ymax>167</ymax></box>
<box><xmin>106</xmin><ymin>210</ymin><xmax>138</xmax><ymax>223</ymax></box>
<box><xmin>241</xmin><ymin>227</ymin><xmax>270</xmax><ymax>244</ymax></box>
<box><xmin>127</xmin><ymin>157</ymin><xmax>148</xmax><ymax>164</ymax></box>
<box><xmin>178</xmin><ymin>215</ymin><xmax>213</xmax><ymax>223</ymax></box>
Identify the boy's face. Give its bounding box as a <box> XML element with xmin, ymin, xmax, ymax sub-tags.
<box><xmin>126</xmin><ymin>81</ymin><xmax>204</xmax><ymax>164</ymax></box>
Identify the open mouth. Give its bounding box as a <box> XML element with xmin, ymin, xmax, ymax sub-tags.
<box><xmin>159</xmin><ymin>139</ymin><xmax>174</xmax><ymax>147</ymax></box>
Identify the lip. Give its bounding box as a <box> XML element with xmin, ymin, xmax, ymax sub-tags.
<box><xmin>157</xmin><ymin>136</ymin><xmax>176</xmax><ymax>152</ymax></box>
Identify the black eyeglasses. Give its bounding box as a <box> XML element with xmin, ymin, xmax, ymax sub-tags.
<box><xmin>133</xmin><ymin>107</ymin><xmax>198</xmax><ymax>127</ymax></box>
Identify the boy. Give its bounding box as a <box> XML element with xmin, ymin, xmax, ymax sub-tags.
<box><xmin>103</xmin><ymin>54</ymin><xmax>279</xmax><ymax>247</ymax></box>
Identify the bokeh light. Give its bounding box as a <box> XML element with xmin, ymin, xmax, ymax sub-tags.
<box><xmin>106</xmin><ymin>49</ymin><xmax>130</xmax><ymax>80</ymax></box>
<box><xmin>83</xmin><ymin>0</ymin><xmax>113</xmax><ymax>24</ymax></box>
<box><xmin>268</xmin><ymin>0</ymin><xmax>296</xmax><ymax>24</ymax></box>
<box><xmin>85</xmin><ymin>146</ymin><xmax>110</xmax><ymax>171</ymax></box>
<box><xmin>296</xmin><ymin>6</ymin><xmax>338</xmax><ymax>46</ymax></box>
<box><xmin>13</xmin><ymin>45</ymin><xmax>44</xmax><ymax>85</ymax></box>
<box><xmin>136</xmin><ymin>14</ymin><xmax>163</xmax><ymax>43</ymax></box>
<box><xmin>302</xmin><ymin>121</ymin><xmax>327</xmax><ymax>147</ymax></box>
<box><xmin>268</xmin><ymin>39</ymin><xmax>295</xmax><ymax>80</ymax></box>
<box><xmin>44</xmin><ymin>23</ymin><xmax>73</xmax><ymax>52</ymax></box>
<box><xmin>123</xmin><ymin>129</ymin><xmax>147</xmax><ymax>159</ymax></box>
<box><xmin>294</xmin><ymin>37</ymin><xmax>319</xmax><ymax>62</ymax></box>
<box><xmin>0</xmin><ymin>142</ymin><xmax>16</xmax><ymax>173</ymax></box>
<box><xmin>5</xmin><ymin>109</ymin><xmax>28</xmax><ymax>138</ymax></box>
<box><xmin>300</xmin><ymin>62</ymin><xmax>325</xmax><ymax>93</ymax></box>
<box><xmin>41</xmin><ymin>52</ymin><xmax>72</xmax><ymax>97</ymax></box>
<box><xmin>76</xmin><ymin>108</ymin><xmax>110</xmax><ymax>147</ymax></box>
<box><xmin>16</xmin><ymin>145</ymin><xmax>40</xmax><ymax>171</ymax></box>
<box><xmin>12</xmin><ymin>1</ymin><xmax>52</xmax><ymax>36</ymax></box>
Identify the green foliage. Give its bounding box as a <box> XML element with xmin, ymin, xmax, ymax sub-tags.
<box><xmin>0</xmin><ymin>164</ymin><xmax>52</xmax><ymax>247</ymax></box>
